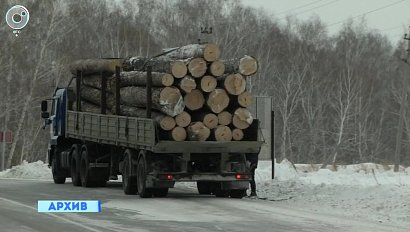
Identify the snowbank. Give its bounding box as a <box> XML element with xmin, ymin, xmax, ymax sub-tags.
<box><xmin>0</xmin><ymin>160</ymin><xmax>51</xmax><ymax>179</ymax></box>
<box><xmin>255</xmin><ymin>160</ymin><xmax>410</xmax><ymax>226</ymax></box>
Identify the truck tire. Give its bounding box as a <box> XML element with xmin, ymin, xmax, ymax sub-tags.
<box><xmin>137</xmin><ymin>156</ymin><xmax>152</xmax><ymax>198</ymax></box>
<box><xmin>213</xmin><ymin>182</ymin><xmax>229</xmax><ymax>198</ymax></box>
<box><xmin>197</xmin><ymin>181</ymin><xmax>212</xmax><ymax>194</ymax></box>
<box><xmin>70</xmin><ymin>145</ymin><xmax>81</xmax><ymax>186</ymax></box>
<box><xmin>229</xmin><ymin>189</ymin><xmax>246</xmax><ymax>199</ymax></box>
<box><xmin>152</xmin><ymin>188</ymin><xmax>169</xmax><ymax>197</ymax></box>
<box><xmin>52</xmin><ymin>157</ymin><xmax>66</xmax><ymax>184</ymax></box>
<box><xmin>122</xmin><ymin>152</ymin><xmax>137</xmax><ymax>195</ymax></box>
<box><xmin>80</xmin><ymin>149</ymin><xmax>94</xmax><ymax>187</ymax></box>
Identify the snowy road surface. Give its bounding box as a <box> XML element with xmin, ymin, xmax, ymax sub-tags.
<box><xmin>0</xmin><ymin>178</ymin><xmax>407</xmax><ymax>232</ymax></box>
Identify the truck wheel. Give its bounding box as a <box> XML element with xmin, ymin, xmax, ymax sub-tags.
<box><xmin>213</xmin><ymin>182</ymin><xmax>229</xmax><ymax>197</ymax></box>
<box><xmin>52</xmin><ymin>157</ymin><xmax>66</xmax><ymax>184</ymax></box>
<box><xmin>70</xmin><ymin>145</ymin><xmax>81</xmax><ymax>186</ymax></box>
<box><xmin>80</xmin><ymin>149</ymin><xmax>93</xmax><ymax>187</ymax></box>
<box><xmin>197</xmin><ymin>181</ymin><xmax>212</xmax><ymax>194</ymax></box>
<box><xmin>229</xmin><ymin>189</ymin><xmax>246</xmax><ymax>199</ymax></box>
<box><xmin>122</xmin><ymin>152</ymin><xmax>137</xmax><ymax>195</ymax></box>
<box><xmin>152</xmin><ymin>188</ymin><xmax>168</xmax><ymax>197</ymax></box>
<box><xmin>137</xmin><ymin>156</ymin><xmax>152</xmax><ymax>198</ymax></box>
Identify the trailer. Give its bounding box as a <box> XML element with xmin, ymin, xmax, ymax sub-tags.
<box><xmin>41</xmin><ymin>65</ymin><xmax>263</xmax><ymax>198</ymax></box>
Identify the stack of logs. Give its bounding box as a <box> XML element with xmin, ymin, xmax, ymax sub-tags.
<box><xmin>70</xmin><ymin>43</ymin><xmax>258</xmax><ymax>142</ymax></box>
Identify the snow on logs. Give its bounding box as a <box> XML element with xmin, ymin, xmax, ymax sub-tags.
<box><xmin>70</xmin><ymin>42</ymin><xmax>259</xmax><ymax>141</ymax></box>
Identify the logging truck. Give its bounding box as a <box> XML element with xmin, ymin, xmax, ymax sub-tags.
<box><xmin>41</xmin><ymin>44</ymin><xmax>262</xmax><ymax>198</ymax></box>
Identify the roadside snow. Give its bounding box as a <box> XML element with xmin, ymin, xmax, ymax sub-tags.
<box><xmin>255</xmin><ymin>160</ymin><xmax>410</xmax><ymax>227</ymax></box>
<box><xmin>0</xmin><ymin>160</ymin><xmax>51</xmax><ymax>179</ymax></box>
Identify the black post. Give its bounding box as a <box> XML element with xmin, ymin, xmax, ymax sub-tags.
<box><xmin>115</xmin><ymin>66</ymin><xmax>121</xmax><ymax>115</ymax></box>
<box><xmin>76</xmin><ymin>70</ymin><xmax>82</xmax><ymax>112</ymax></box>
<box><xmin>271</xmin><ymin>110</ymin><xmax>275</xmax><ymax>179</ymax></box>
<box><xmin>101</xmin><ymin>72</ymin><xmax>107</xmax><ymax>114</ymax></box>
<box><xmin>146</xmin><ymin>66</ymin><xmax>152</xmax><ymax>118</ymax></box>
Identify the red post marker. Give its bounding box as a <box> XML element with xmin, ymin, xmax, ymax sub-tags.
<box><xmin>5</xmin><ymin>131</ymin><xmax>12</xmax><ymax>143</ymax></box>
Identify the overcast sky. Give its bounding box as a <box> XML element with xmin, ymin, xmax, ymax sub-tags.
<box><xmin>241</xmin><ymin>0</ymin><xmax>410</xmax><ymax>43</ymax></box>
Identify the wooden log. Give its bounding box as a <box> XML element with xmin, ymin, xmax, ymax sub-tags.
<box><xmin>72</xmin><ymin>100</ymin><xmax>105</xmax><ymax>114</ymax></box>
<box><xmin>184</xmin><ymin>89</ymin><xmax>205</xmax><ymax>111</ymax></box>
<box><xmin>188</xmin><ymin>58</ymin><xmax>207</xmax><ymax>78</ymax></box>
<box><xmin>175</xmin><ymin>111</ymin><xmax>191</xmax><ymax>127</ymax></box>
<box><xmin>207</xmin><ymin>89</ymin><xmax>230</xmax><ymax>114</ymax></box>
<box><xmin>158</xmin><ymin>116</ymin><xmax>176</xmax><ymax>131</ymax></box>
<box><xmin>81</xmin><ymin>71</ymin><xmax>174</xmax><ymax>91</ymax></box>
<box><xmin>124</xmin><ymin>57</ymin><xmax>187</xmax><ymax>78</ymax></box>
<box><xmin>162</xmin><ymin>43</ymin><xmax>221</xmax><ymax>62</ymax></box>
<box><xmin>171</xmin><ymin>126</ymin><xmax>187</xmax><ymax>141</ymax></box>
<box><xmin>200</xmin><ymin>75</ymin><xmax>217</xmax><ymax>93</ymax></box>
<box><xmin>186</xmin><ymin>122</ymin><xmax>211</xmax><ymax>141</ymax></box>
<box><xmin>179</xmin><ymin>75</ymin><xmax>197</xmax><ymax>93</ymax></box>
<box><xmin>237</xmin><ymin>91</ymin><xmax>253</xmax><ymax>107</ymax></box>
<box><xmin>218</xmin><ymin>73</ymin><xmax>246</xmax><ymax>96</ymax></box>
<box><xmin>232</xmin><ymin>128</ymin><xmax>244</xmax><ymax>141</ymax></box>
<box><xmin>77</xmin><ymin>85</ymin><xmax>184</xmax><ymax>117</ymax></box>
<box><xmin>213</xmin><ymin>126</ymin><xmax>232</xmax><ymax>141</ymax></box>
<box><xmin>232</xmin><ymin>108</ymin><xmax>254</xmax><ymax>129</ymax></box>
<box><xmin>193</xmin><ymin>113</ymin><xmax>218</xmax><ymax>129</ymax></box>
<box><xmin>217</xmin><ymin>111</ymin><xmax>232</xmax><ymax>126</ymax></box>
<box><xmin>223</xmin><ymin>55</ymin><xmax>258</xmax><ymax>76</ymax></box>
<box><xmin>69</xmin><ymin>59</ymin><xmax>123</xmax><ymax>75</ymax></box>
<box><xmin>209</xmin><ymin>60</ymin><xmax>225</xmax><ymax>77</ymax></box>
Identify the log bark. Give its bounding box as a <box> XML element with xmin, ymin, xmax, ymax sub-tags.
<box><xmin>232</xmin><ymin>128</ymin><xmax>244</xmax><ymax>141</ymax></box>
<box><xmin>171</xmin><ymin>127</ymin><xmax>187</xmax><ymax>141</ymax></box>
<box><xmin>81</xmin><ymin>71</ymin><xmax>174</xmax><ymax>91</ymax></box>
<box><xmin>186</xmin><ymin>122</ymin><xmax>211</xmax><ymax>141</ymax></box>
<box><xmin>213</xmin><ymin>126</ymin><xmax>232</xmax><ymax>141</ymax></box>
<box><xmin>162</xmin><ymin>43</ymin><xmax>221</xmax><ymax>62</ymax></box>
<box><xmin>218</xmin><ymin>73</ymin><xmax>246</xmax><ymax>96</ymax></box>
<box><xmin>237</xmin><ymin>91</ymin><xmax>253</xmax><ymax>107</ymax></box>
<box><xmin>200</xmin><ymin>75</ymin><xmax>217</xmax><ymax>93</ymax></box>
<box><xmin>69</xmin><ymin>59</ymin><xmax>123</xmax><ymax>75</ymax></box>
<box><xmin>207</xmin><ymin>88</ymin><xmax>230</xmax><ymax>114</ymax></box>
<box><xmin>77</xmin><ymin>85</ymin><xmax>184</xmax><ymax>117</ymax></box>
<box><xmin>209</xmin><ymin>60</ymin><xmax>225</xmax><ymax>77</ymax></box>
<box><xmin>184</xmin><ymin>89</ymin><xmax>205</xmax><ymax>111</ymax></box>
<box><xmin>232</xmin><ymin>108</ymin><xmax>254</xmax><ymax>129</ymax></box>
<box><xmin>175</xmin><ymin>111</ymin><xmax>191</xmax><ymax>127</ymax></box>
<box><xmin>217</xmin><ymin>111</ymin><xmax>232</xmax><ymax>126</ymax></box>
<box><xmin>188</xmin><ymin>58</ymin><xmax>207</xmax><ymax>78</ymax></box>
<box><xmin>223</xmin><ymin>55</ymin><xmax>258</xmax><ymax>76</ymax></box>
<box><xmin>124</xmin><ymin>57</ymin><xmax>187</xmax><ymax>78</ymax></box>
<box><xmin>179</xmin><ymin>75</ymin><xmax>197</xmax><ymax>93</ymax></box>
<box><xmin>72</xmin><ymin>101</ymin><xmax>106</xmax><ymax>114</ymax></box>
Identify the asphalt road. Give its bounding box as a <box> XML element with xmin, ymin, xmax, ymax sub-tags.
<box><xmin>0</xmin><ymin>178</ymin><xmax>406</xmax><ymax>232</ymax></box>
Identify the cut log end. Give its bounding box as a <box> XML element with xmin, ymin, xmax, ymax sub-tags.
<box><xmin>214</xmin><ymin>126</ymin><xmax>232</xmax><ymax>141</ymax></box>
<box><xmin>159</xmin><ymin>87</ymin><xmax>185</xmax><ymax>117</ymax></box>
<box><xmin>200</xmin><ymin>75</ymin><xmax>217</xmax><ymax>93</ymax></box>
<box><xmin>240</xmin><ymin>55</ymin><xmax>258</xmax><ymax>76</ymax></box>
<box><xmin>233</xmin><ymin>108</ymin><xmax>254</xmax><ymax>129</ymax></box>
<box><xmin>187</xmin><ymin>122</ymin><xmax>211</xmax><ymax>141</ymax></box>
<box><xmin>203</xmin><ymin>113</ymin><xmax>218</xmax><ymax>129</ymax></box>
<box><xmin>175</xmin><ymin>111</ymin><xmax>191</xmax><ymax>128</ymax></box>
<box><xmin>207</xmin><ymin>89</ymin><xmax>230</xmax><ymax>114</ymax></box>
<box><xmin>232</xmin><ymin>128</ymin><xmax>244</xmax><ymax>141</ymax></box>
<box><xmin>203</xmin><ymin>43</ymin><xmax>221</xmax><ymax>62</ymax></box>
<box><xmin>188</xmin><ymin>58</ymin><xmax>207</xmax><ymax>78</ymax></box>
<box><xmin>184</xmin><ymin>89</ymin><xmax>205</xmax><ymax>111</ymax></box>
<box><xmin>238</xmin><ymin>91</ymin><xmax>253</xmax><ymax>107</ymax></box>
<box><xmin>209</xmin><ymin>60</ymin><xmax>225</xmax><ymax>77</ymax></box>
<box><xmin>172</xmin><ymin>61</ymin><xmax>188</xmax><ymax>78</ymax></box>
<box><xmin>159</xmin><ymin>116</ymin><xmax>176</xmax><ymax>131</ymax></box>
<box><xmin>217</xmin><ymin>111</ymin><xmax>232</xmax><ymax>126</ymax></box>
<box><xmin>224</xmin><ymin>74</ymin><xmax>246</xmax><ymax>96</ymax></box>
<box><xmin>180</xmin><ymin>75</ymin><xmax>197</xmax><ymax>93</ymax></box>
<box><xmin>162</xmin><ymin>73</ymin><xmax>175</xmax><ymax>86</ymax></box>
<box><xmin>172</xmin><ymin>127</ymin><xmax>187</xmax><ymax>141</ymax></box>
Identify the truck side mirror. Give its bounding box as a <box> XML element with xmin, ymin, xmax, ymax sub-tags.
<box><xmin>41</xmin><ymin>100</ymin><xmax>48</xmax><ymax>111</ymax></box>
<box><xmin>41</xmin><ymin>112</ymin><xmax>50</xmax><ymax>119</ymax></box>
